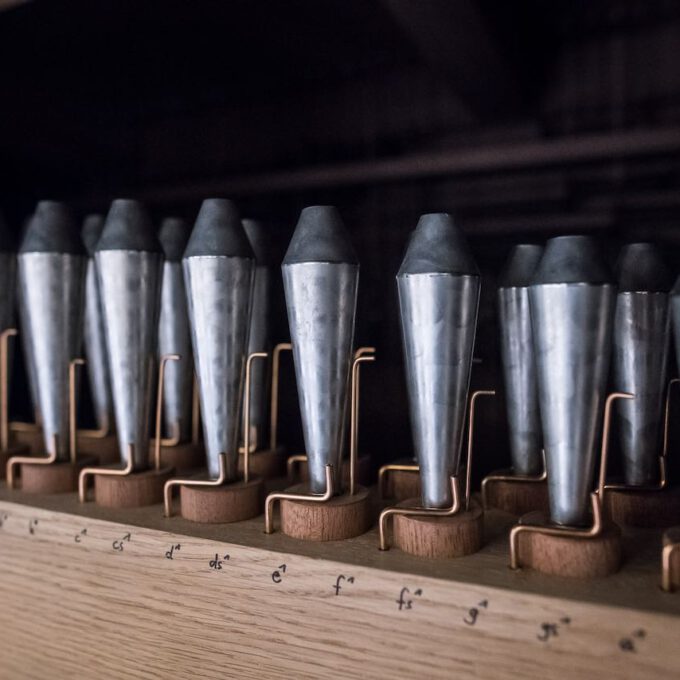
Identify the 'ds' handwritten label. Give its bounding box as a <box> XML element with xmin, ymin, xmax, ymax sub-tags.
<box><xmin>209</xmin><ymin>553</ymin><xmax>230</xmax><ymax>570</ymax></box>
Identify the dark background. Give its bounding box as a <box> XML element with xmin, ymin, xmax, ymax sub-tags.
<box><xmin>3</xmin><ymin>0</ymin><xmax>680</xmax><ymax>484</ymax></box>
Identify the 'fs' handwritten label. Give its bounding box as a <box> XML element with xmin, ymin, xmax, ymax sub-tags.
<box><xmin>396</xmin><ymin>587</ymin><xmax>423</xmax><ymax>611</ymax></box>
<box><xmin>537</xmin><ymin>616</ymin><xmax>571</xmax><ymax>642</ymax></box>
<box><xmin>112</xmin><ymin>533</ymin><xmax>131</xmax><ymax>552</ymax></box>
<box><xmin>209</xmin><ymin>553</ymin><xmax>230</xmax><ymax>570</ymax></box>
<box><xmin>334</xmin><ymin>575</ymin><xmax>355</xmax><ymax>595</ymax></box>
<box><xmin>271</xmin><ymin>564</ymin><xmax>287</xmax><ymax>583</ymax></box>
<box><xmin>463</xmin><ymin>599</ymin><xmax>489</xmax><ymax>626</ymax></box>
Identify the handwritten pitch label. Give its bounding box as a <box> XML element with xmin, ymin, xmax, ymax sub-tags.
<box><xmin>396</xmin><ymin>587</ymin><xmax>422</xmax><ymax>611</ymax></box>
<box><xmin>271</xmin><ymin>564</ymin><xmax>287</xmax><ymax>584</ymax></box>
<box><xmin>112</xmin><ymin>533</ymin><xmax>131</xmax><ymax>552</ymax></box>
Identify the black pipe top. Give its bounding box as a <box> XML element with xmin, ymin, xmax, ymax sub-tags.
<box><xmin>0</xmin><ymin>210</ymin><xmax>15</xmax><ymax>253</ymax></box>
<box><xmin>398</xmin><ymin>213</ymin><xmax>478</xmax><ymax>276</ymax></box>
<box><xmin>184</xmin><ymin>199</ymin><xmax>253</xmax><ymax>259</ymax></box>
<box><xmin>20</xmin><ymin>200</ymin><xmax>84</xmax><ymax>255</ymax></box>
<box><xmin>617</xmin><ymin>243</ymin><xmax>672</xmax><ymax>293</ymax></box>
<box><xmin>81</xmin><ymin>214</ymin><xmax>104</xmax><ymax>256</ymax></box>
<box><xmin>96</xmin><ymin>199</ymin><xmax>160</xmax><ymax>252</ymax></box>
<box><xmin>158</xmin><ymin>217</ymin><xmax>191</xmax><ymax>262</ymax></box>
<box><xmin>498</xmin><ymin>244</ymin><xmax>544</xmax><ymax>288</ymax></box>
<box><xmin>283</xmin><ymin>206</ymin><xmax>357</xmax><ymax>265</ymax></box>
<box><xmin>531</xmin><ymin>235</ymin><xmax>612</xmax><ymax>285</ymax></box>
<box><xmin>243</xmin><ymin>218</ymin><xmax>276</xmax><ymax>266</ymax></box>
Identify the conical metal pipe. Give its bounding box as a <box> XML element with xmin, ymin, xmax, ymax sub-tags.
<box><xmin>158</xmin><ymin>217</ymin><xmax>193</xmax><ymax>442</ymax></box>
<box><xmin>613</xmin><ymin>244</ymin><xmax>671</xmax><ymax>486</ymax></box>
<box><xmin>95</xmin><ymin>199</ymin><xmax>163</xmax><ymax>470</ymax></box>
<box><xmin>18</xmin><ymin>201</ymin><xmax>86</xmax><ymax>458</ymax></box>
<box><xmin>81</xmin><ymin>214</ymin><xmax>114</xmax><ymax>434</ymax></box>
<box><xmin>282</xmin><ymin>206</ymin><xmax>358</xmax><ymax>494</ymax></box>
<box><xmin>529</xmin><ymin>236</ymin><xmax>615</xmax><ymax>526</ymax></box>
<box><xmin>397</xmin><ymin>213</ymin><xmax>480</xmax><ymax>508</ymax></box>
<box><xmin>242</xmin><ymin>219</ymin><xmax>273</xmax><ymax>450</ymax></box>
<box><xmin>497</xmin><ymin>244</ymin><xmax>543</xmax><ymax>476</ymax></box>
<box><xmin>183</xmin><ymin>199</ymin><xmax>255</xmax><ymax>480</ymax></box>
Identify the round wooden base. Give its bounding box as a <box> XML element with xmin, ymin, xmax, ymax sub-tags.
<box><xmin>20</xmin><ymin>456</ymin><xmax>97</xmax><ymax>494</ymax></box>
<box><xmin>483</xmin><ymin>473</ymin><xmax>549</xmax><ymax>515</ymax></box>
<box><xmin>604</xmin><ymin>486</ymin><xmax>680</xmax><ymax>528</ymax></box>
<box><xmin>94</xmin><ymin>467</ymin><xmax>174</xmax><ymax>508</ymax></box>
<box><xmin>77</xmin><ymin>434</ymin><xmax>119</xmax><ymax>465</ymax></box>
<box><xmin>382</xmin><ymin>461</ymin><xmax>421</xmax><ymax>501</ymax></box>
<box><xmin>11</xmin><ymin>428</ymin><xmax>43</xmax><ymax>455</ymax></box>
<box><xmin>393</xmin><ymin>498</ymin><xmax>484</xmax><ymax>558</ymax></box>
<box><xmin>180</xmin><ymin>478</ymin><xmax>264</xmax><ymax>523</ymax></box>
<box><xmin>663</xmin><ymin>527</ymin><xmax>680</xmax><ymax>591</ymax></box>
<box><xmin>0</xmin><ymin>444</ymin><xmax>30</xmax><ymax>480</ymax></box>
<box><xmin>154</xmin><ymin>442</ymin><xmax>205</xmax><ymax>474</ymax></box>
<box><xmin>515</xmin><ymin>512</ymin><xmax>622</xmax><ymax>578</ymax></box>
<box><xmin>280</xmin><ymin>485</ymin><xmax>371</xmax><ymax>541</ymax></box>
<box><xmin>238</xmin><ymin>447</ymin><xmax>287</xmax><ymax>479</ymax></box>
<box><xmin>292</xmin><ymin>455</ymin><xmax>371</xmax><ymax>488</ymax></box>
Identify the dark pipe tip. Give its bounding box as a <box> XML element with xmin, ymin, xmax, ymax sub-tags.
<box><xmin>283</xmin><ymin>205</ymin><xmax>358</xmax><ymax>265</ymax></box>
<box><xmin>398</xmin><ymin>212</ymin><xmax>478</xmax><ymax>276</ymax></box>
<box><xmin>20</xmin><ymin>200</ymin><xmax>84</xmax><ymax>255</ymax></box>
<box><xmin>158</xmin><ymin>217</ymin><xmax>191</xmax><ymax>262</ymax></box>
<box><xmin>81</xmin><ymin>214</ymin><xmax>105</xmax><ymax>256</ymax></box>
<box><xmin>498</xmin><ymin>244</ymin><xmax>544</xmax><ymax>288</ymax></box>
<box><xmin>184</xmin><ymin>199</ymin><xmax>253</xmax><ymax>259</ymax></box>
<box><xmin>96</xmin><ymin>199</ymin><xmax>160</xmax><ymax>253</ymax></box>
<box><xmin>242</xmin><ymin>218</ymin><xmax>276</xmax><ymax>266</ymax></box>
<box><xmin>617</xmin><ymin>243</ymin><xmax>672</xmax><ymax>293</ymax></box>
<box><xmin>531</xmin><ymin>235</ymin><xmax>612</xmax><ymax>285</ymax></box>
<box><xmin>0</xmin><ymin>210</ymin><xmax>16</xmax><ymax>253</ymax></box>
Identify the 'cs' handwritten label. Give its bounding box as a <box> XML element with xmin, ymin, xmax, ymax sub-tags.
<box><xmin>112</xmin><ymin>533</ymin><xmax>131</xmax><ymax>552</ymax></box>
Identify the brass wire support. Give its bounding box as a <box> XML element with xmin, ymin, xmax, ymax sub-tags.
<box><xmin>509</xmin><ymin>391</ymin><xmax>634</xmax><ymax>570</ymax></box>
<box><xmin>79</xmin><ymin>443</ymin><xmax>135</xmax><ymax>503</ymax></box>
<box><xmin>286</xmin><ymin>346</ymin><xmax>376</xmax><ymax>486</ymax></box>
<box><xmin>269</xmin><ymin>342</ymin><xmax>292</xmax><ymax>451</ymax></box>
<box><xmin>603</xmin><ymin>378</ymin><xmax>679</xmax><ymax>493</ymax></box>
<box><xmin>377</xmin><ymin>462</ymin><xmax>420</xmax><ymax>500</ymax></box>
<box><xmin>162</xmin><ymin>351</ymin><xmax>268</xmax><ymax>516</ymax></box>
<box><xmin>163</xmin><ymin>453</ymin><xmax>227</xmax><ymax>517</ymax></box>
<box><xmin>191</xmin><ymin>374</ymin><xmax>200</xmax><ymax>445</ymax></box>
<box><xmin>153</xmin><ymin>354</ymin><xmax>180</xmax><ymax>471</ymax></box>
<box><xmin>6</xmin><ymin>433</ymin><xmax>58</xmax><ymax>489</ymax></box>
<box><xmin>481</xmin><ymin>451</ymin><xmax>548</xmax><ymax>510</ymax></box>
<box><xmin>68</xmin><ymin>358</ymin><xmax>86</xmax><ymax>463</ymax></box>
<box><xmin>661</xmin><ymin>528</ymin><xmax>680</xmax><ymax>592</ymax></box>
<box><xmin>0</xmin><ymin>328</ymin><xmax>17</xmax><ymax>452</ymax></box>
<box><xmin>378</xmin><ymin>389</ymin><xmax>495</xmax><ymax>551</ymax></box>
<box><xmin>264</xmin><ymin>464</ymin><xmax>334</xmax><ymax>534</ymax></box>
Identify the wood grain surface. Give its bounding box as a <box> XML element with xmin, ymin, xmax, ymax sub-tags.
<box><xmin>0</xmin><ymin>487</ymin><xmax>678</xmax><ymax>679</ymax></box>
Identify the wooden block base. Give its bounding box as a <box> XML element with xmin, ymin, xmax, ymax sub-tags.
<box><xmin>280</xmin><ymin>485</ymin><xmax>371</xmax><ymax>541</ymax></box>
<box><xmin>482</xmin><ymin>472</ymin><xmax>549</xmax><ymax>515</ymax></box>
<box><xmin>154</xmin><ymin>442</ymin><xmax>205</xmax><ymax>474</ymax></box>
<box><xmin>604</xmin><ymin>486</ymin><xmax>680</xmax><ymax>528</ymax></box>
<box><xmin>11</xmin><ymin>428</ymin><xmax>43</xmax><ymax>455</ymax></box>
<box><xmin>393</xmin><ymin>498</ymin><xmax>484</xmax><ymax>558</ymax></box>
<box><xmin>238</xmin><ymin>447</ymin><xmax>286</xmax><ymax>479</ymax></box>
<box><xmin>663</xmin><ymin>527</ymin><xmax>680</xmax><ymax>591</ymax></box>
<box><xmin>180</xmin><ymin>478</ymin><xmax>264</xmax><ymax>523</ymax></box>
<box><xmin>382</xmin><ymin>460</ymin><xmax>421</xmax><ymax>501</ymax></box>
<box><xmin>77</xmin><ymin>434</ymin><xmax>119</xmax><ymax>465</ymax></box>
<box><xmin>19</xmin><ymin>456</ymin><xmax>97</xmax><ymax>494</ymax></box>
<box><xmin>0</xmin><ymin>444</ymin><xmax>30</xmax><ymax>481</ymax></box>
<box><xmin>292</xmin><ymin>455</ymin><xmax>372</xmax><ymax>488</ymax></box>
<box><xmin>94</xmin><ymin>467</ymin><xmax>174</xmax><ymax>508</ymax></box>
<box><xmin>515</xmin><ymin>512</ymin><xmax>622</xmax><ymax>578</ymax></box>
